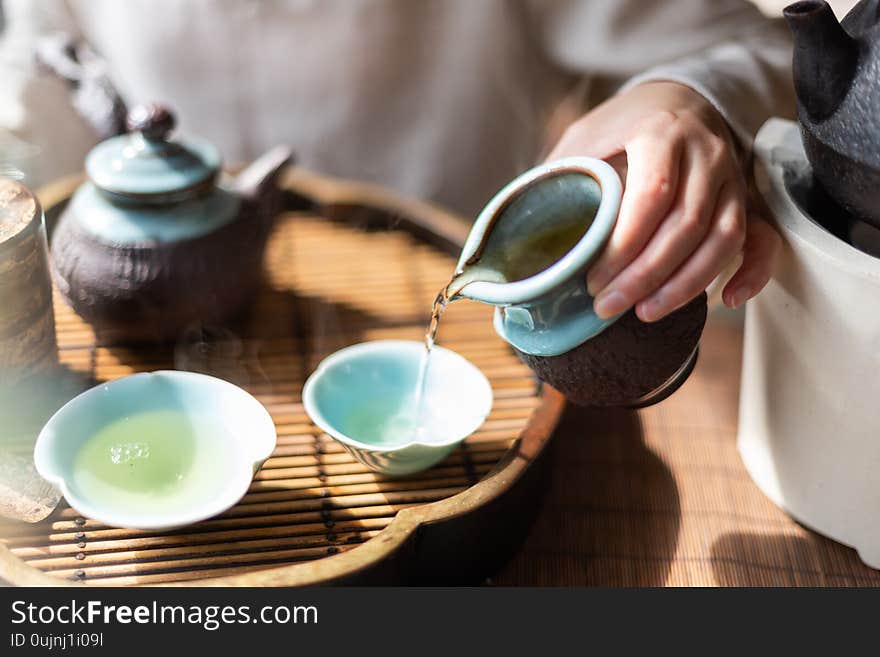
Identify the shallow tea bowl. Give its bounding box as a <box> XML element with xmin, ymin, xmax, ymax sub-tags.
<box><xmin>34</xmin><ymin>370</ymin><xmax>276</xmax><ymax>530</ymax></box>
<box><xmin>302</xmin><ymin>340</ymin><xmax>493</xmax><ymax>476</ymax></box>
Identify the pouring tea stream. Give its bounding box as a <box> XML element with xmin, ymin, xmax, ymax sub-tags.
<box><xmin>304</xmin><ymin>156</ymin><xmax>708</xmax><ymax>476</ymax></box>
<box><xmin>422</xmin><ymin>156</ymin><xmax>707</xmax><ymax>409</ymax></box>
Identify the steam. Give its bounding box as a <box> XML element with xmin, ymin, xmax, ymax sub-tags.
<box><xmin>173</xmin><ymin>323</ymin><xmax>255</xmax><ymax>387</ymax></box>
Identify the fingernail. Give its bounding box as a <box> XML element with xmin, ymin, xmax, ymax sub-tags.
<box><xmin>728</xmin><ymin>286</ymin><xmax>751</xmax><ymax>308</ymax></box>
<box><xmin>593</xmin><ymin>289</ymin><xmax>628</xmax><ymax>318</ymax></box>
<box><xmin>586</xmin><ymin>271</ymin><xmax>604</xmax><ymax>297</ymax></box>
<box><xmin>636</xmin><ymin>298</ymin><xmax>662</xmax><ymax>323</ymax></box>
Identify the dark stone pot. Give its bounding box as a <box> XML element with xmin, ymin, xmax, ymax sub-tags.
<box><xmin>51</xmin><ymin>194</ymin><xmax>277</xmax><ymax>343</ymax></box>
<box><xmin>785</xmin><ymin>0</ymin><xmax>880</xmax><ymax>229</ymax></box>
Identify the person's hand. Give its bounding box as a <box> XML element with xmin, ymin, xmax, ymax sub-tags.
<box><xmin>547</xmin><ymin>81</ymin><xmax>780</xmax><ymax>322</ymax></box>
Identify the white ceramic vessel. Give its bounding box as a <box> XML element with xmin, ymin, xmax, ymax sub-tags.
<box><xmin>739</xmin><ymin>119</ymin><xmax>880</xmax><ymax>567</ymax></box>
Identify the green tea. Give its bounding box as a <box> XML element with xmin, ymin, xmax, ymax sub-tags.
<box><xmin>452</xmin><ymin>220</ymin><xmax>589</xmax><ymax>289</ymax></box>
<box><xmin>497</xmin><ymin>220</ymin><xmax>588</xmax><ymax>281</ymax></box>
<box><xmin>342</xmin><ymin>393</ymin><xmax>449</xmax><ymax>447</ymax></box>
<box><xmin>342</xmin><ymin>399</ymin><xmax>420</xmax><ymax>447</ymax></box>
<box><xmin>71</xmin><ymin>409</ymin><xmax>241</xmax><ymax>517</ymax></box>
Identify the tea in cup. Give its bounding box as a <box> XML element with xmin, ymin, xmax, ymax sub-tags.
<box><xmin>302</xmin><ymin>340</ymin><xmax>492</xmax><ymax>476</ymax></box>
<box><xmin>34</xmin><ymin>371</ymin><xmax>276</xmax><ymax>530</ymax></box>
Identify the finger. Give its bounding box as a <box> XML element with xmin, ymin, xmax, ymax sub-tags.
<box><xmin>722</xmin><ymin>213</ymin><xmax>782</xmax><ymax>308</ymax></box>
<box><xmin>592</xmin><ymin>143</ymin><xmax>725</xmax><ymax>319</ymax></box>
<box><xmin>635</xmin><ymin>184</ymin><xmax>746</xmax><ymax>322</ymax></box>
<box><xmin>546</xmin><ymin>115</ymin><xmax>625</xmax><ymax>162</ymax></box>
<box><xmin>547</xmin><ymin>128</ymin><xmax>622</xmax><ymax>162</ymax></box>
<box><xmin>604</xmin><ymin>151</ymin><xmax>628</xmax><ymax>182</ymax></box>
<box><xmin>586</xmin><ymin>126</ymin><xmax>683</xmax><ymax>295</ymax></box>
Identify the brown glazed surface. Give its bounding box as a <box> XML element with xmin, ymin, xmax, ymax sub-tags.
<box><xmin>517</xmin><ymin>291</ymin><xmax>707</xmax><ymax>407</ymax></box>
<box><xmin>50</xmin><ymin>194</ymin><xmax>280</xmax><ymax>344</ymax></box>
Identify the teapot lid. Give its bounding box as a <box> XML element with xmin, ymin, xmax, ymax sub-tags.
<box><xmin>85</xmin><ymin>104</ymin><xmax>221</xmax><ymax>201</ymax></box>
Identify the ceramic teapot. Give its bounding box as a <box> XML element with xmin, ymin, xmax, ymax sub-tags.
<box><xmin>450</xmin><ymin>157</ymin><xmax>707</xmax><ymax>408</ymax></box>
<box><xmin>51</xmin><ymin>104</ymin><xmax>292</xmax><ymax>342</ymax></box>
<box><xmin>784</xmin><ymin>0</ymin><xmax>880</xmax><ymax>229</ymax></box>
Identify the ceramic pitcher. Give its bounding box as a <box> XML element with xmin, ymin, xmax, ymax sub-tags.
<box><xmin>452</xmin><ymin>157</ymin><xmax>707</xmax><ymax>407</ymax></box>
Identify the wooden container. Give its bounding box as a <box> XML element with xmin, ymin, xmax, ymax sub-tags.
<box><xmin>0</xmin><ymin>178</ymin><xmax>57</xmax><ymax>386</ymax></box>
<box><xmin>0</xmin><ymin>170</ymin><xmax>564</xmax><ymax>586</ymax></box>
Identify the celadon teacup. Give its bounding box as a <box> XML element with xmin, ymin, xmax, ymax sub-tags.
<box><xmin>302</xmin><ymin>340</ymin><xmax>493</xmax><ymax>476</ymax></box>
<box><xmin>34</xmin><ymin>370</ymin><xmax>277</xmax><ymax>530</ymax></box>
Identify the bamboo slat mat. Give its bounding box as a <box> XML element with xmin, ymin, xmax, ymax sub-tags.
<box><xmin>495</xmin><ymin>313</ymin><xmax>880</xmax><ymax>587</ymax></box>
<box><xmin>0</xmin><ymin>211</ymin><xmax>542</xmax><ymax>586</ymax></box>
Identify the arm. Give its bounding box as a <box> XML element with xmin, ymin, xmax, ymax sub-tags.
<box><xmin>531</xmin><ymin>1</ymin><xmax>793</xmax><ymax>320</ymax></box>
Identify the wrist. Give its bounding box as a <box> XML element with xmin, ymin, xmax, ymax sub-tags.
<box><xmin>633</xmin><ymin>81</ymin><xmax>728</xmax><ymax>129</ymax></box>
<box><xmin>634</xmin><ymin>80</ymin><xmax>745</xmax><ymax>164</ymax></box>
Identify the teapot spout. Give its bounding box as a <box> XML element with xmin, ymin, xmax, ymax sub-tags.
<box><xmin>233</xmin><ymin>146</ymin><xmax>293</xmax><ymax>201</ymax></box>
<box><xmin>784</xmin><ymin>1</ymin><xmax>859</xmax><ymax>121</ymax></box>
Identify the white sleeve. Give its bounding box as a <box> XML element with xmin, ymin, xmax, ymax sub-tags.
<box><xmin>0</xmin><ymin>0</ymin><xmax>99</xmax><ymax>186</ymax></box>
<box><xmin>618</xmin><ymin>19</ymin><xmax>796</xmax><ymax>151</ymax></box>
<box><xmin>527</xmin><ymin>0</ymin><xmax>796</xmax><ymax>150</ymax></box>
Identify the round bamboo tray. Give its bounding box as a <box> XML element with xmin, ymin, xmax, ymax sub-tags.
<box><xmin>0</xmin><ymin>168</ymin><xmax>564</xmax><ymax>586</ymax></box>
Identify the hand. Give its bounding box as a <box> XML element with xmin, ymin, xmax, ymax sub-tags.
<box><xmin>547</xmin><ymin>81</ymin><xmax>780</xmax><ymax>321</ymax></box>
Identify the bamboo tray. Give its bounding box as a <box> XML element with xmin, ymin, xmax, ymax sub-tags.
<box><xmin>0</xmin><ymin>169</ymin><xmax>564</xmax><ymax>586</ymax></box>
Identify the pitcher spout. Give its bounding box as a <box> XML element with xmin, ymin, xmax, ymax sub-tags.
<box><xmin>453</xmin><ymin>157</ymin><xmax>619</xmax><ymax>307</ymax></box>
<box><xmin>449</xmin><ymin>157</ymin><xmax>623</xmax><ymax>357</ymax></box>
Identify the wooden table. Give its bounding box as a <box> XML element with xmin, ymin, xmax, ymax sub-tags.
<box><xmin>495</xmin><ymin>310</ymin><xmax>880</xmax><ymax>586</ymax></box>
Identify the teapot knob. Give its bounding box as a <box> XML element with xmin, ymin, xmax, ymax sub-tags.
<box><xmin>126</xmin><ymin>104</ymin><xmax>175</xmax><ymax>141</ymax></box>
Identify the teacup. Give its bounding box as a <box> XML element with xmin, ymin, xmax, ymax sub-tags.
<box><xmin>34</xmin><ymin>370</ymin><xmax>276</xmax><ymax>530</ymax></box>
<box><xmin>302</xmin><ymin>340</ymin><xmax>493</xmax><ymax>476</ymax></box>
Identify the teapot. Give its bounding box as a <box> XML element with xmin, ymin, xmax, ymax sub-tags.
<box><xmin>449</xmin><ymin>157</ymin><xmax>707</xmax><ymax>408</ymax></box>
<box><xmin>51</xmin><ymin>104</ymin><xmax>292</xmax><ymax>342</ymax></box>
<box><xmin>784</xmin><ymin>0</ymin><xmax>880</xmax><ymax>229</ymax></box>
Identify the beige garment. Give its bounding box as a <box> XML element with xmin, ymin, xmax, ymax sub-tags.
<box><xmin>0</xmin><ymin>0</ymin><xmax>794</xmax><ymax>217</ymax></box>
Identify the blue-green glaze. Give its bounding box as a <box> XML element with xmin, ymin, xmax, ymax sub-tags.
<box><xmin>302</xmin><ymin>340</ymin><xmax>493</xmax><ymax>476</ymax></box>
<box><xmin>86</xmin><ymin>132</ymin><xmax>221</xmax><ymax>199</ymax></box>
<box><xmin>456</xmin><ymin>156</ymin><xmax>623</xmax><ymax>357</ymax></box>
<box><xmin>74</xmin><ymin>123</ymin><xmax>241</xmax><ymax>245</ymax></box>
<box><xmin>68</xmin><ymin>180</ymin><xmax>242</xmax><ymax>244</ymax></box>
